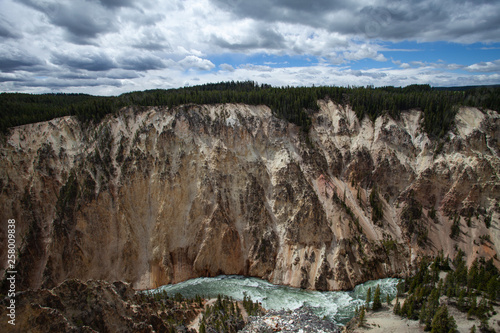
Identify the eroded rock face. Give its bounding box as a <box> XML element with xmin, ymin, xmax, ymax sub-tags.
<box><xmin>0</xmin><ymin>102</ymin><xmax>498</xmax><ymax>291</ymax></box>
<box><xmin>0</xmin><ymin>279</ymin><xmax>199</xmax><ymax>333</ymax></box>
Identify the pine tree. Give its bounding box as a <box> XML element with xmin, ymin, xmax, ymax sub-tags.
<box><xmin>457</xmin><ymin>289</ymin><xmax>466</xmax><ymax>310</ymax></box>
<box><xmin>372</xmin><ymin>284</ymin><xmax>382</xmax><ymax>311</ymax></box>
<box><xmin>358</xmin><ymin>306</ymin><xmax>366</xmax><ymax>327</ymax></box>
<box><xmin>419</xmin><ymin>302</ymin><xmax>428</xmax><ymax>325</ymax></box>
<box><xmin>479</xmin><ymin>318</ymin><xmax>491</xmax><ymax>333</ymax></box>
<box><xmin>486</xmin><ymin>277</ymin><xmax>497</xmax><ymax>301</ymax></box>
<box><xmin>394</xmin><ymin>298</ymin><xmax>401</xmax><ymax>315</ymax></box>
<box><xmin>366</xmin><ymin>287</ymin><xmax>372</xmax><ymax>307</ymax></box>
<box><xmin>431</xmin><ymin>305</ymin><xmax>457</xmax><ymax>333</ymax></box>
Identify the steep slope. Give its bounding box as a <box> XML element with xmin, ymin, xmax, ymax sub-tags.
<box><xmin>0</xmin><ymin>102</ymin><xmax>498</xmax><ymax>292</ymax></box>
<box><xmin>0</xmin><ymin>279</ymin><xmax>202</xmax><ymax>332</ymax></box>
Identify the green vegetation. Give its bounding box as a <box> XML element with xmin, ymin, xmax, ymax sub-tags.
<box><xmin>401</xmin><ymin>191</ymin><xmax>428</xmax><ymax>246</ymax></box>
<box><xmin>429</xmin><ymin>206</ymin><xmax>437</xmax><ymax>222</ymax></box>
<box><xmin>2</xmin><ymin>82</ymin><xmax>500</xmax><ymax>139</ymax></box>
<box><xmin>393</xmin><ymin>251</ymin><xmax>499</xmax><ymax>332</ymax></box>
<box><xmin>430</xmin><ymin>305</ymin><xmax>457</xmax><ymax>333</ymax></box>
<box><xmin>331</xmin><ymin>187</ymin><xmax>362</xmax><ymax>233</ymax></box>
<box><xmin>372</xmin><ymin>284</ymin><xmax>382</xmax><ymax>311</ymax></box>
<box><xmin>358</xmin><ymin>306</ymin><xmax>366</xmax><ymax>327</ymax></box>
<box><xmin>450</xmin><ymin>215</ymin><xmax>461</xmax><ymax>239</ymax></box>
<box><xmin>55</xmin><ymin>171</ymin><xmax>79</xmax><ymax>222</ymax></box>
<box><xmin>242</xmin><ymin>292</ymin><xmax>263</xmax><ymax>316</ymax></box>
<box><xmin>369</xmin><ymin>186</ymin><xmax>384</xmax><ymax>224</ymax></box>
<box><xmin>484</xmin><ymin>213</ymin><xmax>492</xmax><ymax>229</ymax></box>
<box><xmin>138</xmin><ymin>290</ymin><xmax>205</xmax><ymax>332</ymax></box>
<box><xmin>200</xmin><ymin>294</ymin><xmax>246</xmax><ymax>333</ymax></box>
<box><xmin>381</xmin><ymin>238</ymin><xmax>398</xmax><ymax>253</ymax></box>
<box><xmin>139</xmin><ymin>290</ymin><xmax>263</xmax><ymax>333</ymax></box>
<box><xmin>366</xmin><ymin>287</ymin><xmax>372</xmax><ymax>307</ymax></box>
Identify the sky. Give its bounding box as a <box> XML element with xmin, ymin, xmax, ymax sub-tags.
<box><xmin>1</xmin><ymin>0</ymin><xmax>500</xmax><ymax>96</ymax></box>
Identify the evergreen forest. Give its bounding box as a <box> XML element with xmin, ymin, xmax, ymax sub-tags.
<box><xmin>1</xmin><ymin>82</ymin><xmax>499</xmax><ymax>138</ymax></box>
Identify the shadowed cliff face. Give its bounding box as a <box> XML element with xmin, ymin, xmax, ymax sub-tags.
<box><xmin>0</xmin><ymin>102</ymin><xmax>499</xmax><ymax>291</ymax></box>
<box><xmin>0</xmin><ymin>279</ymin><xmax>202</xmax><ymax>333</ymax></box>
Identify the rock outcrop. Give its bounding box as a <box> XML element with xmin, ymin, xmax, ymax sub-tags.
<box><xmin>0</xmin><ymin>279</ymin><xmax>200</xmax><ymax>333</ymax></box>
<box><xmin>0</xmin><ymin>102</ymin><xmax>498</xmax><ymax>291</ymax></box>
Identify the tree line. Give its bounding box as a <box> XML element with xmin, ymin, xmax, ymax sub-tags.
<box><xmin>392</xmin><ymin>251</ymin><xmax>499</xmax><ymax>332</ymax></box>
<box><xmin>1</xmin><ymin>82</ymin><xmax>499</xmax><ymax>138</ymax></box>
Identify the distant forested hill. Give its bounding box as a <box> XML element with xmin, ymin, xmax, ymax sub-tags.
<box><xmin>1</xmin><ymin>82</ymin><xmax>499</xmax><ymax>138</ymax></box>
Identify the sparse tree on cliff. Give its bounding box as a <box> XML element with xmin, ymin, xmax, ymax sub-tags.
<box><xmin>366</xmin><ymin>287</ymin><xmax>372</xmax><ymax>307</ymax></box>
<box><xmin>431</xmin><ymin>305</ymin><xmax>457</xmax><ymax>333</ymax></box>
<box><xmin>393</xmin><ymin>298</ymin><xmax>401</xmax><ymax>315</ymax></box>
<box><xmin>358</xmin><ymin>306</ymin><xmax>366</xmax><ymax>327</ymax></box>
<box><xmin>372</xmin><ymin>284</ymin><xmax>382</xmax><ymax>311</ymax></box>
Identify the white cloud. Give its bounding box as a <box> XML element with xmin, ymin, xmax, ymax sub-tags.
<box><xmin>465</xmin><ymin>59</ymin><xmax>500</xmax><ymax>73</ymax></box>
<box><xmin>342</xmin><ymin>44</ymin><xmax>387</xmax><ymax>62</ymax></box>
<box><xmin>178</xmin><ymin>56</ymin><xmax>215</xmax><ymax>71</ymax></box>
<box><xmin>0</xmin><ymin>0</ymin><xmax>498</xmax><ymax>94</ymax></box>
<box><xmin>240</xmin><ymin>64</ymin><xmax>273</xmax><ymax>72</ymax></box>
<box><xmin>219</xmin><ymin>63</ymin><xmax>235</xmax><ymax>72</ymax></box>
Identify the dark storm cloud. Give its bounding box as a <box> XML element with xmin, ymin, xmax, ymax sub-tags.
<box><xmin>211</xmin><ymin>27</ymin><xmax>286</xmax><ymax>51</ymax></box>
<box><xmin>211</xmin><ymin>0</ymin><xmax>352</xmax><ymax>29</ymax></box>
<box><xmin>359</xmin><ymin>1</ymin><xmax>500</xmax><ymax>41</ymax></box>
<box><xmin>120</xmin><ymin>55</ymin><xmax>166</xmax><ymax>71</ymax></box>
<box><xmin>0</xmin><ymin>17</ymin><xmax>21</xmax><ymax>39</ymax></box>
<box><xmin>16</xmin><ymin>77</ymin><xmax>124</xmax><ymax>88</ymax></box>
<box><xmin>106</xmin><ymin>69</ymin><xmax>141</xmax><ymax>80</ymax></box>
<box><xmin>19</xmin><ymin>0</ymin><xmax>118</xmax><ymax>41</ymax></box>
<box><xmin>54</xmin><ymin>68</ymin><xmax>139</xmax><ymax>81</ymax></box>
<box><xmin>0</xmin><ymin>51</ymin><xmax>42</xmax><ymax>72</ymax></box>
<box><xmin>51</xmin><ymin>52</ymin><xmax>166</xmax><ymax>73</ymax></box>
<box><xmin>132</xmin><ymin>40</ymin><xmax>169</xmax><ymax>51</ymax></box>
<box><xmin>209</xmin><ymin>0</ymin><xmax>500</xmax><ymax>42</ymax></box>
<box><xmin>97</xmin><ymin>0</ymin><xmax>135</xmax><ymax>8</ymax></box>
<box><xmin>52</xmin><ymin>52</ymin><xmax>117</xmax><ymax>72</ymax></box>
<box><xmin>130</xmin><ymin>29</ymin><xmax>171</xmax><ymax>51</ymax></box>
<box><xmin>0</xmin><ymin>75</ymin><xmax>23</xmax><ymax>83</ymax></box>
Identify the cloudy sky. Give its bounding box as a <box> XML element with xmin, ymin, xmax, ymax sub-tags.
<box><xmin>1</xmin><ymin>0</ymin><xmax>500</xmax><ymax>95</ymax></box>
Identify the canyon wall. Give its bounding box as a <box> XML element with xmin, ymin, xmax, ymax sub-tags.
<box><xmin>0</xmin><ymin>101</ymin><xmax>498</xmax><ymax>291</ymax></box>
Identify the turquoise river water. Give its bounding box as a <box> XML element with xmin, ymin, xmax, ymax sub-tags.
<box><xmin>149</xmin><ymin>275</ymin><xmax>400</xmax><ymax>325</ymax></box>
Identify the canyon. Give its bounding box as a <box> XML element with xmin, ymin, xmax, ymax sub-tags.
<box><xmin>0</xmin><ymin>101</ymin><xmax>498</xmax><ymax>292</ymax></box>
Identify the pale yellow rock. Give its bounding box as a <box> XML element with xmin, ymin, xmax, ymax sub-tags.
<box><xmin>0</xmin><ymin>103</ymin><xmax>498</xmax><ymax>292</ymax></box>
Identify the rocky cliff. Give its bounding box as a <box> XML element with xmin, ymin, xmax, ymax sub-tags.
<box><xmin>0</xmin><ymin>279</ymin><xmax>201</xmax><ymax>332</ymax></box>
<box><xmin>0</xmin><ymin>101</ymin><xmax>498</xmax><ymax>292</ymax></box>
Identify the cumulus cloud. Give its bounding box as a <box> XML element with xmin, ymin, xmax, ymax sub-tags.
<box><xmin>178</xmin><ymin>56</ymin><xmax>215</xmax><ymax>71</ymax></box>
<box><xmin>465</xmin><ymin>59</ymin><xmax>500</xmax><ymax>73</ymax></box>
<box><xmin>219</xmin><ymin>63</ymin><xmax>235</xmax><ymax>72</ymax></box>
<box><xmin>0</xmin><ymin>0</ymin><xmax>498</xmax><ymax>94</ymax></box>
<box><xmin>342</xmin><ymin>45</ymin><xmax>387</xmax><ymax>62</ymax></box>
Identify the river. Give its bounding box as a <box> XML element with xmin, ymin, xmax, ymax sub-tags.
<box><xmin>149</xmin><ymin>275</ymin><xmax>400</xmax><ymax>325</ymax></box>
